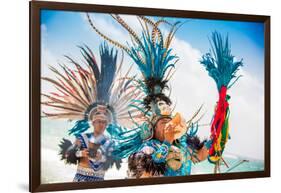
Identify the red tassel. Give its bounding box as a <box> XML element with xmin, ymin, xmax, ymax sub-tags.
<box><xmin>209</xmin><ymin>86</ymin><xmax>229</xmax><ymax>156</ymax></box>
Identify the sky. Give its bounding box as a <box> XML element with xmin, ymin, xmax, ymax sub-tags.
<box><xmin>40</xmin><ymin>9</ymin><xmax>265</xmax><ymax>161</ymax></box>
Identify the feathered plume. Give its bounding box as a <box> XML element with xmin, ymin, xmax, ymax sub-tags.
<box><xmin>86</xmin><ymin>13</ymin><xmax>182</xmax><ymax>112</ymax></box>
<box><xmin>200</xmin><ymin>32</ymin><xmax>243</xmax><ymax>171</ymax></box>
<box><xmin>58</xmin><ymin>138</ymin><xmax>79</xmax><ymax>165</ymax></box>
<box><xmin>200</xmin><ymin>31</ymin><xmax>243</xmax><ymax>91</ymax></box>
<box><xmin>42</xmin><ymin>42</ymin><xmax>143</xmax><ymax>135</ymax></box>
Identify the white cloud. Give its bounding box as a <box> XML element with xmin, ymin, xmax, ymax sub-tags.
<box><xmin>40</xmin><ymin>24</ymin><xmax>65</xmax><ymax>96</ymax></box>
<box><xmin>169</xmin><ymin>37</ymin><xmax>264</xmax><ymax>160</ymax></box>
<box><xmin>82</xmin><ymin>13</ymin><xmax>143</xmax><ymax>46</ymax></box>
<box><xmin>227</xmin><ymin>69</ymin><xmax>264</xmax><ymax>160</ymax></box>
<box><xmin>41</xmin><ymin>24</ymin><xmax>57</xmax><ymax>76</ymax></box>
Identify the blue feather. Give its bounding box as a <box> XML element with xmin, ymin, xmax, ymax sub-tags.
<box><xmin>200</xmin><ymin>31</ymin><xmax>243</xmax><ymax>91</ymax></box>
<box><xmin>68</xmin><ymin>119</ymin><xmax>90</xmax><ymax>135</ymax></box>
<box><xmin>106</xmin><ymin>124</ymin><xmax>144</xmax><ymax>159</ymax></box>
<box><xmin>127</xmin><ymin>32</ymin><xmax>178</xmax><ymax>82</ymax></box>
<box><xmin>80</xmin><ymin>42</ymin><xmax>118</xmax><ymax>103</ymax></box>
<box><xmin>79</xmin><ymin>45</ymin><xmax>100</xmax><ymax>80</ymax></box>
<box><xmin>98</xmin><ymin>42</ymin><xmax>118</xmax><ymax>102</ymax></box>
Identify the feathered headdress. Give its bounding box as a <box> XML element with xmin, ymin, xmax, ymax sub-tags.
<box><xmin>200</xmin><ymin>31</ymin><xmax>243</xmax><ymax>172</ymax></box>
<box><xmin>42</xmin><ymin>42</ymin><xmax>142</xmax><ymax>135</ymax></box>
<box><xmin>86</xmin><ymin>13</ymin><xmax>182</xmax><ymax>124</ymax></box>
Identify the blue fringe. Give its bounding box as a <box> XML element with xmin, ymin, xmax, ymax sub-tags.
<box><xmin>106</xmin><ymin>123</ymin><xmax>145</xmax><ymax>159</ymax></box>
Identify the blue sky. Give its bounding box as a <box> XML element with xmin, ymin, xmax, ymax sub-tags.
<box><xmin>41</xmin><ymin>9</ymin><xmax>264</xmax><ymax>78</ymax></box>
<box><xmin>40</xmin><ymin>9</ymin><xmax>265</xmax><ymax>160</ymax></box>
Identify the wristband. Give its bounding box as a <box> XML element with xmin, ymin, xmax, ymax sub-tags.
<box><xmin>204</xmin><ymin>139</ymin><xmax>213</xmax><ymax>150</ymax></box>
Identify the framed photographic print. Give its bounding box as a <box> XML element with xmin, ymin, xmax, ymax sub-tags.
<box><xmin>29</xmin><ymin>0</ymin><xmax>270</xmax><ymax>192</ymax></box>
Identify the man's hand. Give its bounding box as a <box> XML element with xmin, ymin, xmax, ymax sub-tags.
<box><xmin>94</xmin><ymin>151</ymin><xmax>102</xmax><ymax>161</ymax></box>
<box><xmin>164</xmin><ymin>123</ymin><xmax>176</xmax><ymax>144</ymax></box>
<box><xmin>191</xmin><ymin>146</ymin><xmax>209</xmax><ymax>163</ymax></box>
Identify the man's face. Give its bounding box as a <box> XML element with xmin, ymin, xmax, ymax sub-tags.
<box><xmin>154</xmin><ymin>117</ymin><xmax>172</xmax><ymax>141</ymax></box>
<box><xmin>157</xmin><ymin>100</ymin><xmax>171</xmax><ymax>116</ymax></box>
<box><xmin>92</xmin><ymin>119</ymin><xmax>108</xmax><ymax>136</ymax></box>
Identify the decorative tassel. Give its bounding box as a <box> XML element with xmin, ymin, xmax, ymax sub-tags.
<box><xmin>200</xmin><ymin>32</ymin><xmax>243</xmax><ymax>170</ymax></box>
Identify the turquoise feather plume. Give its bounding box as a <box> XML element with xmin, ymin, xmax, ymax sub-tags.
<box><xmin>200</xmin><ymin>31</ymin><xmax>243</xmax><ymax>91</ymax></box>
<box><xmin>127</xmin><ymin>33</ymin><xmax>178</xmax><ymax>82</ymax></box>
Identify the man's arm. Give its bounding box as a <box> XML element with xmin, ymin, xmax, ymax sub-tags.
<box><xmin>190</xmin><ymin>140</ymin><xmax>212</xmax><ymax>163</ymax></box>
<box><xmin>191</xmin><ymin>146</ymin><xmax>209</xmax><ymax>163</ymax></box>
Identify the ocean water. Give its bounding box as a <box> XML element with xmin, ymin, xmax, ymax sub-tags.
<box><xmin>41</xmin><ymin>119</ymin><xmax>264</xmax><ymax>184</ymax></box>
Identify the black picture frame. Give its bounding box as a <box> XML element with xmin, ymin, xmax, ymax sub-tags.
<box><xmin>29</xmin><ymin>1</ymin><xmax>270</xmax><ymax>192</ymax></box>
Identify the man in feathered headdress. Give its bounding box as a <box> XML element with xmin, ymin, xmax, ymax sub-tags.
<box><xmin>86</xmin><ymin>14</ymin><xmax>212</xmax><ymax>178</ymax></box>
<box><xmin>42</xmin><ymin>43</ymin><xmax>141</xmax><ymax>181</ymax></box>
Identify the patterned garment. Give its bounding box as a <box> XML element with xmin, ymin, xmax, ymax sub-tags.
<box><xmin>74</xmin><ymin>133</ymin><xmax>113</xmax><ymax>181</ymax></box>
<box><xmin>73</xmin><ymin>166</ymin><xmax>104</xmax><ymax>182</ymax></box>
<box><xmin>140</xmin><ymin>139</ymin><xmax>171</xmax><ymax>163</ymax></box>
<box><xmin>139</xmin><ymin>136</ymin><xmax>194</xmax><ymax>176</ymax></box>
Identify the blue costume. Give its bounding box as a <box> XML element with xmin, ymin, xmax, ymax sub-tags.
<box><xmin>107</xmin><ymin>122</ymin><xmax>209</xmax><ymax>177</ymax></box>
<box><xmin>139</xmin><ymin>139</ymin><xmax>192</xmax><ymax>176</ymax></box>
<box><xmin>73</xmin><ymin>133</ymin><xmax>113</xmax><ymax>182</ymax></box>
